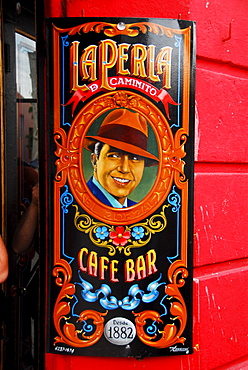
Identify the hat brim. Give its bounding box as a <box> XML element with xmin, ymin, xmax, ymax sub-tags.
<box><xmin>84</xmin><ymin>136</ymin><xmax>159</xmax><ymax>167</ymax></box>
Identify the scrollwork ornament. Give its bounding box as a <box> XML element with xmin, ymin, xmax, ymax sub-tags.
<box><xmin>61</xmin><ymin>34</ymin><xmax>70</xmax><ymax>47</ymax></box>
<box><xmin>54</xmin><ymin>21</ymin><xmax>184</xmax><ymax>38</ymax></box>
<box><xmin>53</xmin><ymin>260</ymin><xmax>107</xmax><ymax>347</ymax></box>
<box><xmin>133</xmin><ymin>261</ymin><xmax>188</xmax><ymax>348</ymax></box>
<box><xmin>54</xmin><ymin>128</ymin><xmax>79</xmax><ymax>185</ymax></box>
<box><xmin>61</xmin><ymin>185</ymin><xmax>74</xmax><ymax>213</ymax></box>
<box><xmin>168</xmin><ymin>186</ymin><xmax>181</xmax><ymax>213</ymax></box>
<box><xmin>73</xmin><ymin>205</ymin><xmax>169</xmax><ymax>256</ymax></box>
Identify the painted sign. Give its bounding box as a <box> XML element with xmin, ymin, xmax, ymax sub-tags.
<box><xmin>46</xmin><ymin>17</ymin><xmax>195</xmax><ymax>358</ymax></box>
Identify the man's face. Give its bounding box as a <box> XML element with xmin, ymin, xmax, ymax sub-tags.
<box><xmin>93</xmin><ymin>144</ymin><xmax>145</xmax><ymax>205</ymax></box>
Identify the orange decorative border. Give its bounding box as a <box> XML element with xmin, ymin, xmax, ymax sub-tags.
<box><xmin>53</xmin><ymin>20</ymin><xmax>189</xmax><ymax>39</ymax></box>
<box><xmin>54</xmin><ymin>90</ymin><xmax>187</xmax><ymax>225</ymax></box>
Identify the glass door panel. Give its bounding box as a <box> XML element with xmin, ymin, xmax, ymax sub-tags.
<box><xmin>15</xmin><ymin>32</ymin><xmax>38</xmax><ymax>214</ymax></box>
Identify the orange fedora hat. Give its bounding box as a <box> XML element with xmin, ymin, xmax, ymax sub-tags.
<box><xmin>84</xmin><ymin>109</ymin><xmax>159</xmax><ymax>167</ymax></box>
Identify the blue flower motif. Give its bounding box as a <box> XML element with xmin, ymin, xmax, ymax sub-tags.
<box><xmin>132</xmin><ymin>226</ymin><xmax>144</xmax><ymax>240</ymax></box>
<box><xmin>95</xmin><ymin>226</ymin><xmax>109</xmax><ymax>240</ymax></box>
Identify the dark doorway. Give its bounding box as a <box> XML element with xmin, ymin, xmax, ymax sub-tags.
<box><xmin>1</xmin><ymin>1</ymin><xmax>41</xmax><ymax>368</ymax></box>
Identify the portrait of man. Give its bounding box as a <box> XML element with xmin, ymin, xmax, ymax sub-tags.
<box><xmin>83</xmin><ymin>108</ymin><xmax>159</xmax><ymax>208</ymax></box>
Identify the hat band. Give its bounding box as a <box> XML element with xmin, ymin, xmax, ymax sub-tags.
<box><xmin>98</xmin><ymin>124</ymin><xmax>148</xmax><ymax>151</ymax></box>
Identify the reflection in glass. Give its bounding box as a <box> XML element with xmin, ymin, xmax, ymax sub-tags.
<box><xmin>15</xmin><ymin>32</ymin><xmax>38</xmax><ymax>212</ymax></box>
<box><xmin>16</xmin><ymin>32</ymin><xmax>36</xmax><ymax>99</ymax></box>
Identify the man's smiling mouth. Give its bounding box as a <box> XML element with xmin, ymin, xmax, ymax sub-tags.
<box><xmin>112</xmin><ymin>176</ymin><xmax>131</xmax><ymax>185</ymax></box>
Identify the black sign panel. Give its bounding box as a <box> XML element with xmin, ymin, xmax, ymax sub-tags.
<box><xmin>45</xmin><ymin>17</ymin><xmax>195</xmax><ymax>358</ymax></box>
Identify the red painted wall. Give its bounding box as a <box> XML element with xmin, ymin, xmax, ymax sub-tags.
<box><xmin>44</xmin><ymin>0</ymin><xmax>248</xmax><ymax>368</ymax></box>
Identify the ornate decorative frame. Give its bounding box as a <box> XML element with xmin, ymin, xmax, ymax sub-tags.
<box><xmin>50</xmin><ymin>19</ymin><xmax>193</xmax><ymax>353</ymax></box>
